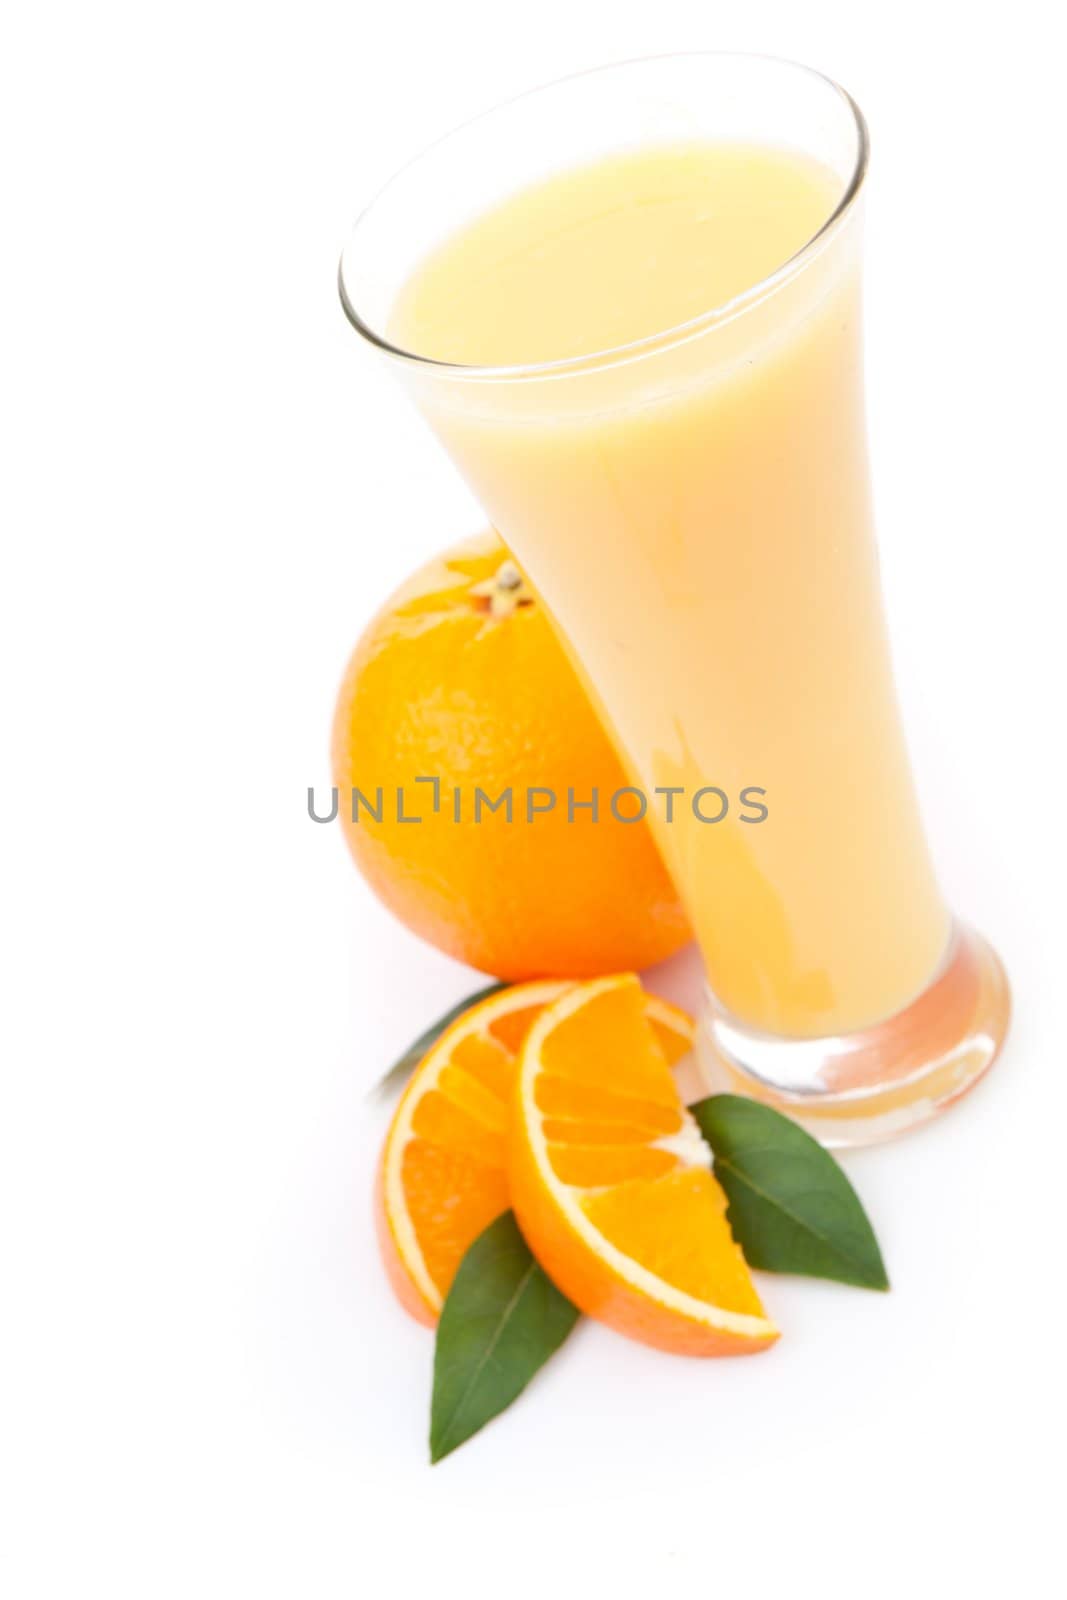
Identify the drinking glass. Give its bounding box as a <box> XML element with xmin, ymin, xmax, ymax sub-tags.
<box><xmin>339</xmin><ymin>53</ymin><xmax>1010</xmax><ymax>1145</ymax></box>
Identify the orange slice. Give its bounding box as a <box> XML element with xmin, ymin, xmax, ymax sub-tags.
<box><xmin>376</xmin><ymin>980</ymin><xmax>697</xmax><ymax>1326</ymax></box>
<box><xmin>509</xmin><ymin>975</ymin><xmax>779</xmax><ymax>1356</ymax></box>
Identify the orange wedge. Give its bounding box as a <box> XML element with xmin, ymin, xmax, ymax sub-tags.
<box><xmin>509</xmin><ymin>975</ymin><xmax>779</xmax><ymax>1357</ymax></box>
<box><xmin>377</xmin><ymin>980</ymin><xmax>696</xmax><ymax>1326</ymax></box>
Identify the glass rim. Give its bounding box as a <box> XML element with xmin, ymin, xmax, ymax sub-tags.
<box><xmin>337</xmin><ymin>51</ymin><xmax>870</xmax><ymax>384</ymax></box>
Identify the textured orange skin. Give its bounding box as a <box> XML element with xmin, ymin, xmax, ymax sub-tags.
<box><xmin>373</xmin><ymin>1148</ymin><xmax>437</xmax><ymax>1328</ymax></box>
<box><xmin>332</xmin><ymin>532</ymin><xmax>690</xmax><ymax>979</ymax></box>
<box><xmin>509</xmin><ymin>1105</ymin><xmax>778</xmax><ymax>1359</ymax></box>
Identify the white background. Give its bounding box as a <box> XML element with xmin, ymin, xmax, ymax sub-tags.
<box><xmin>3</xmin><ymin>2</ymin><xmax>1066</xmax><ymax>1595</ymax></box>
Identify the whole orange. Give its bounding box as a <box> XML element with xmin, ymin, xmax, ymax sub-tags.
<box><xmin>331</xmin><ymin>532</ymin><xmax>690</xmax><ymax>978</ymax></box>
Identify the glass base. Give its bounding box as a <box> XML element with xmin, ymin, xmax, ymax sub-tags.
<box><xmin>694</xmin><ymin>924</ymin><xmax>1010</xmax><ymax>1148</ymax></box>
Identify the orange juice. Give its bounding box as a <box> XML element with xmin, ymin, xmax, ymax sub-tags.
<box><xmin>388</xmin><ymin>142</ymin><xmax>951</xmax><ymax>1039</ymax></box>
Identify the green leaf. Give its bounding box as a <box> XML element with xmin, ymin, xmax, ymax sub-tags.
<box><xmin>691</xmin><ymin>1095</ymin><xmax>889</xmax><ymax>1291</ymax></box>
<box><xmin>430</xmin><ymin>1212</ymin><xmax>579</xmax><ymax>1463</ymax></box>
<box><xmin>368</xmin><ymin>981</ymin><xmax>509</xmax><ymax>1101</ymax></box>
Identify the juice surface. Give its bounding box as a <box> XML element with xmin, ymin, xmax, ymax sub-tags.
<box><xmin>389</xmin><ymin>143</ymin><xmax>836</xmax><ymax>366</ymax></box>
<box><xmin>389</xmin><ymin>143</ymin><xmax>950</xmax><ymax>1038</ymax></box>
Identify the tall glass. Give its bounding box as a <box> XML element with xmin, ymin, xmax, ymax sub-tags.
<box><xmin>339</xmin><ymin>53</ymin><xmax>1009</xmax><ymax>1145</ymax></box>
